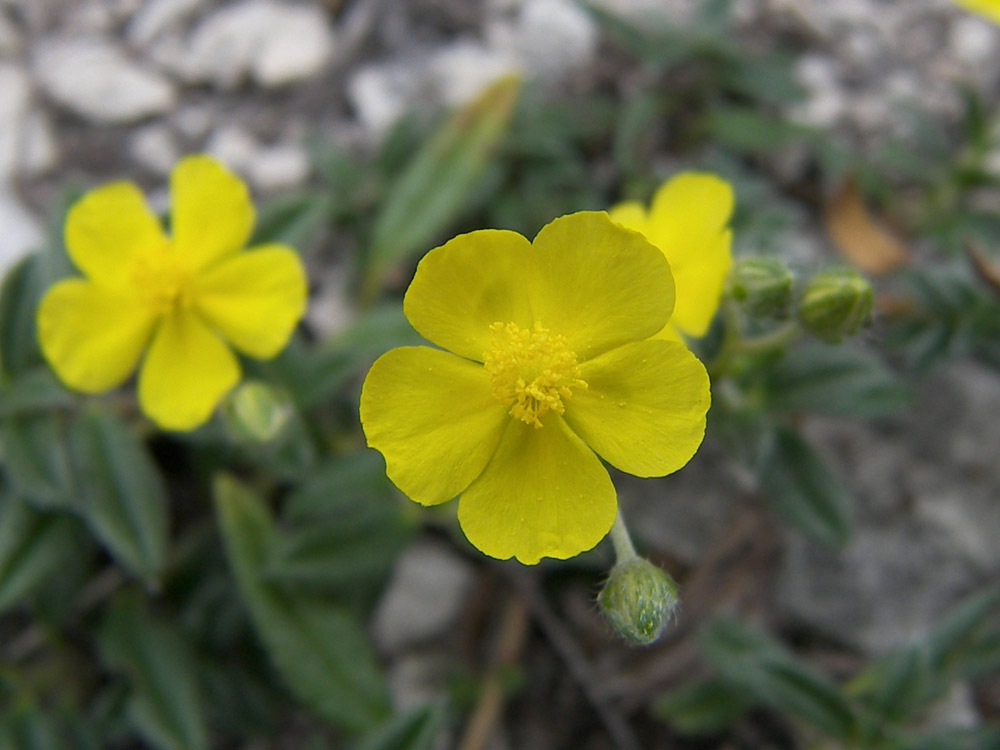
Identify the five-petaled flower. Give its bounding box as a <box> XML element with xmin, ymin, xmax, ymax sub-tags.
<box><xmin>609</xmin><ymin>172</ymin><xmax>734</xmax><ymax>341</ymax></box>
<box><xmin>37</xmin><ymin>155</ymin><xmax>307</xmax><ymax>431</ymax></box>
<box><xmin>360</xmin><ymin>211</ymin><xmax>711</xmax><ymax>564</ymax></box>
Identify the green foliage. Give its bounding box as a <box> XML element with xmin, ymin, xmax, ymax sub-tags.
<box><xmin>656</xmin><ymin>591</ymin><xmax>1000</xmax><ymax>748</ymax></box>
<box><xmin>214</xmin><ymin>475</ymin><xmax>392</xmax><ymax>733</ymax></box>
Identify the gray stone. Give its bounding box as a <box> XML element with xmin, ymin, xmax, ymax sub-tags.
<box><xmin>347</xmin><ymin>62</ymin><xmax>423</xmax><ymax>138</ymax></box>
<box><xmin>372</xmin><ymin>539</ymin><xmax>476</xmax><ymax>655</ymax></box>
<box><xmin>777</xmin><ymin>518</ymin><xmax>979</xmax><ymax>654</ymax></box>
<box><xmin>32</xmin><ymin>35</ymin><xmax>176</xmax><ymax>124</ymax></box>
<box><xmin>497</xmin><ymin>0</ymin><xmax>599</xmax><ymax>79</ymax></box>
<box><xmin>126</xmin><ymin>0</ymin><xmax>205</xmax><ymax>47</ymax></box>
<box><xmin>129</xmin><ymin>123</ymin><xmax>181</xmax><ymax>175</ymax></box>
<box><xmin>428</xmin><ymin>39</ymin><xmax>519</xmax><ymax>107</ymax></box>
<box><xmin>0</xmin><ymin>190</ymin><xmax>43</xmax><ymax>277</ymax></box>
<box><xmin>184</xmin><ymin>1</ymin><xmax>334</xmax><ymax>89</ymax></box>
<box><xmin>247</xmin><ymin>142</ymin><xmax>310</xmax><ymax>192</ymax></box>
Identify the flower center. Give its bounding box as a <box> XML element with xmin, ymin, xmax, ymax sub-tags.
<box><xmin>128</xmin><ymin>244</ymin><xmax>194</xmax><ymax>314</ymax></box>
<box><xmin>483</xmin><ymin>321</ymin><xmax>587</xmax><ymax>428</ymax></box>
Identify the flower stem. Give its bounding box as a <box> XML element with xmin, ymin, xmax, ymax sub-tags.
<box><xmin>609</xmin><ymin>509</ymin><xmax>639</xmax><ymax>565</ymax></box>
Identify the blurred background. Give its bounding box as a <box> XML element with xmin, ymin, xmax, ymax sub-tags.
<box><xmin>2</xmin><ymin>1</ymin><xmax>1000</xmax><ymax>749</ymax></box>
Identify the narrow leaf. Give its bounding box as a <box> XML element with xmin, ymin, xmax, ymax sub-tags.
<box><xmin>701</xmin><ymin>618</ymin><xmax>858</xmax><ymax>740</ymax></box>
<box><xmin>0</xmin><ymin>496</ymin><xmax>81</xmax><ymax>611</ymax></box>
<box><xmin>214</xmin><ymin>475</ymin><xmax>392</xmax><ymax>733</ymax></box>
<box><xmin>98</xmin><ymin>592</ymin><xmax>208</xmax><ymax>750</ymax></box>
<box><xmin>764</xmin><ymin>344</ymin><xmax>911</xmax><ymax>418</ymax></box>
<box><xmin>0</xmin><ymin>254</ymin><xmax>45</xmax><ymax>380</ymax></box>
<box><xmin>364</xmin><ymin>75</ymin><xmax>520</xmax><ymax>298</ymax></box>
<box><xmin>759</xmin><ymin>428</ymin><xmax>853</xmax><ymax>547</ymax></box>
<box><xmin>0</xmin><ymin>368</ymin><xmax>73</xmax><ymax>418</ymax></box>
<box><xmin>0</xmin><ymin>412</ymin><xmax>76</xmax><ymax>509</ymax></box>
<box><xmin>352</xmin><ymin>704</ymin><xmax>445</xmax><ymax>750</ymax></box>
<box><xmin>71</xmin><ymin>408</ymin><xmax>168</xmax><ymax>585</ymax></box>
<box><xmin>651</xmin><ymin>678</ymin><xmax>753</xmax><ymax>735</ymax></box>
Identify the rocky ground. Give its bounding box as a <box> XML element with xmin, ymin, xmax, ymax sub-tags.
<box><xmin>3</xmin><ymin>0</ymin><xmax>1000</xmax><ymax>747</ymax></box>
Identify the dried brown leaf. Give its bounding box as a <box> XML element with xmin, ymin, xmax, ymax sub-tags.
<box><xmin>823</xmin><ymin>179</ymin><xmax>909</xmax><ymax>276</ymax></box>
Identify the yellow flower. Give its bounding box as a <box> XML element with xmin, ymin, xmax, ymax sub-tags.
<box><xmin>609</xmin><ymin>173</ymin><xmax>734</xmax><ymax>340</ymax></box>
<box><xmin>360</xmin><ymin>212</ymin><xmax>710</xmax><ymax>564</ymax></box>
<box><xmin>37</xmin><ymin>155</ymin><xmax>307</xmax><ymax>431</ymax></box>
<box><xmin>954</xmin><ymin>0</ymin><xmax>1000</xmax><ymax>24</ymax></box>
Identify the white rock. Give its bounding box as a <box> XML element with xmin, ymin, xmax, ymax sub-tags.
<box><xmin>499</xmin><ymin>0</ymin><xmax>598</xmax><ymax>79</ymax></box>
<box><xmin>18</xmin><ymin>110</ymin><xmax>58</xmax><ymax>177</ymax></box>
<box><xmin>306</xmin><ymin>263</ymin><xmax>354</xmax><ymax>339</ymax></box>
<box><xmin>129</xmin><ymin>124</ymin><xmax>181</xmax><ymax>175</ymax></box>
<box><xmin>127</xmin><ymin>0</ymin><xmax>205</xmax><ymax>47</ymax></box>
<box><xmin>428</xmin><ymin>39</ymin><xmax>521</xmax><ymax>106</ymax></box>
<box><xmin>372</xmin><ymin>540</ymin><xmax>476</xmax><ymax>655</ymax></box>
<box><xmin>204</xmin><ymin>124</ymin><xmax>259</xmax><ymax>173</ymax></box>
<box><xmin>32</xmin><ymin>36</ymin><xmax>176</xmax><ymax>124</ymax></box>
<box><xmin>950</xmin><ymin>15</ymin><xmax>998</xmax><ymax>65</ymax></box>
<box><xmin>0</xmin><ymin>189</ymin><xmax>43</xmax><ymax>278</ymax></box>
<box><xmin>185</xmin><ymin>1</ymin><xmax>334</xmax><ymax>89</ymax></box>
<box><xmin>0</xmin><ymin>64</ymin><xmax>32</xmax><ymax>180</ymax></box>
<box><xmin>347</xmin><ymin>62</ymin><xmax>422</xmax><ymax>137</ymax></box>
<box><xmin>173</xmin><ymin>103</ymin><xmax>215</xmax><ymax>141</ymax></box>
<box><xmin>248</xmin><ymin>142</ymin><xmax>310</xmax><ymax>192</ymax></box>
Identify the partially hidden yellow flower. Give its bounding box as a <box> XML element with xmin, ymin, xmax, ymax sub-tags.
<box><xmin>954</xmin><ymin>0</ymin><xmax>1000</xmax><ymax>24</ymax></box>
<box><xmin>37</xmin><ymin>155</ymin><xmax>307</xmax><ymax>431</ymax></box>
<box><xmin>609</xmin><ymin>173</ymin><xmax>734</xmax><ymax>340</ymax></box>
<box><xmin>360</xmin><ymin>212</ymin><xmax>711</xmax><ymax>564</ymax></box>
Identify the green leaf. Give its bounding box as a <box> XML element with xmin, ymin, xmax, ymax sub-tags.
<box><xmin>764</xmin><ymin>344</ymin><xmax>911</xmax><ymax>418</ymax></box>
<box><xmin>364</xmin><ymin>75</ymin><xmax>520</xmax><ymax>299</ymax></box>
<box><xmin>0</xmin><ymin>496</ymin><xmax>82</xmax><ymax>611</ymax></box>
<box><xmin>903</xmin><ymin>727</ymin><xmax>1000</xmax><ymax>750</ymax></box>
<box><xmin>262</xmin><ymin>305</ymin><xmax>423</xmax><ymax>408</ymax></box>
<box><xmin>214</xmin><ymin>474</ymin><xmax>392</xmax><ymax>733</ymax></box>
<box><xmin>0</xmin><ymin>368</ymin><xmax>73</xmax><ymax>418</ymax></box>
<box><xmin>846</xmin><ymin>646</ymin><xmax>933</xmax><ymax>722</ymax></box>
<box><xmin>758</xmin><ymin>428</ymin><xmax>853</xmax><ymax>547</ymax></box>
<box><xmin>98</xmin><ymin>591</ymin><xmax>208</xmax><ymax>750</ymax></box>
<box><xmin>352</xmin><ymin>704</ymin><xmax>445</xmax><ymax>750</ymax></box>
<box><xmin>651</xmin><ymin>678</ymin><xmax>753</xmax><ymax>735</ymax></box>
<box><xmin>250</xmin><ymin>192</ymin><xmax>333</xmax><ymax>252</ymax></box>
<box><xmin>71</xmin><ymin>408</ymin><xmax>168</xmax><ymax>585</ymax></box>
<box><xmin>0</xmin><ymin>254</ymin><xmax>45</xmax><ymax>381</ymax></box>
<box><xmin>701</xmin><ymin>618</ymin><xmax>858</xmax><ymax>740</ymax></box>
<box><xmin>0</xmin><ymin>412</ymin><xmax>76</xmax><ymax>509</ymax></box>
<box><xmin>924</xmin><ymin>588</ymin><xmax>1000</xmax><ymax>675</ymax></box>
<box><xmin>266</xmin><ymin>453</ymin><xmax>411</xmax><ymax>611</ymax></box>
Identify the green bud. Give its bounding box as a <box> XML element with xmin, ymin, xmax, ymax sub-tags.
<box><xmin>220</xmin><ymin>381</ymin><xmax>293</xmax><ymax>444</ymax></box>
<box><xmin>598</xmin><ymin>558</ymin><xmax>679</xmax><ymax>646</ymax></box>
<box><xmin>728</xmin><ymin>257</ymin><xmax>794</xmax><ymax>318</ymax></box>
<box><xmin>798</xmin><ymin>268</ymin><xmax>873</xmax><ymax>342</ymax></box>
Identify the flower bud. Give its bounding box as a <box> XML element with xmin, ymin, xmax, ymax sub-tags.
<box><xmin>798</xmin><ymin>268</ymin><xmax>873</xmax><ymax>342</ymax></box>
<box><xmin>598</xmin><ymin>558</ymin><xmax>679</xmax><ymax>646</ymax></box>
<box><xmin>220</xmin><ymin>381</ymin><xmax>293</xmax><ymax>444</ymax></box>
<box><xmin>728</xmin><ymin>257</ymin><xmax>794</xmax><ymax>318</ymax></box>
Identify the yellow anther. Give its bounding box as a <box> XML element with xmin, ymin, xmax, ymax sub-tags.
<box><xmin>129</xmin><ymin>245</ymin><xmax>194</xmax><ymax>314</ymax></box>
<box><xmin>483</xmin><ymin>321</ymin><xmax>586</xmax><ymax>428</ymax></box>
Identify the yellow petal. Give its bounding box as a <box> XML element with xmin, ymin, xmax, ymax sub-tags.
<box><xmin>528</xmin><ymin>211</ymin><xmax>675</xmax><ymax>361</ymax></box>
<box><xmin>565</xmin><ymin>339</ymin><xmax>710</xmax><ymax>477</ymax></box>
<box><xmin>403</xmin><ymin>230</ymin><xmax>534</xmax><ymax>362</ymax></box>
<box><xmin>138</xmin><ymin>309</ymin><xmax>240</xmax><ymax>430</ymax></box>
<box><xmin>457</xmin><ymin>417</ymin><xmax>617</xmax><ymax>564</ymax></box>
<box><xmin>607</xmin><ymin>200</ymin><xmax>648</xmax><ymax>233</ymax></box>
<box><xmin>955</xmin><ymin>0</ymin><xmax>1000</xmax><ymax>24</ymax></box>
<box><xmin>644</xmin><ymin>173</ymin><xmax>734</xmax><ymax>337</ymax></box>
<box><xmin>64</xmin><ymin>182</ymin><xmax>167</xmax><ymax>288</ymax></box>
<box><xmin>170</xmin><ymin>155</ymin><xmax>254</xmax><ymax>271</ymax></box>
<box><xmin>192</xmin><ymin>244</ymin><xmax>307</xmax><ymax>358</ymax></box>
<box><xmin>360</xmin><ymin>346</ymin><xmax>508</xmax><ymax>505</ymax></box>
<box><xmin>37</xmin><ymin>279</ymin><xmax>157</xmax><ymax>393</ymax></box>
